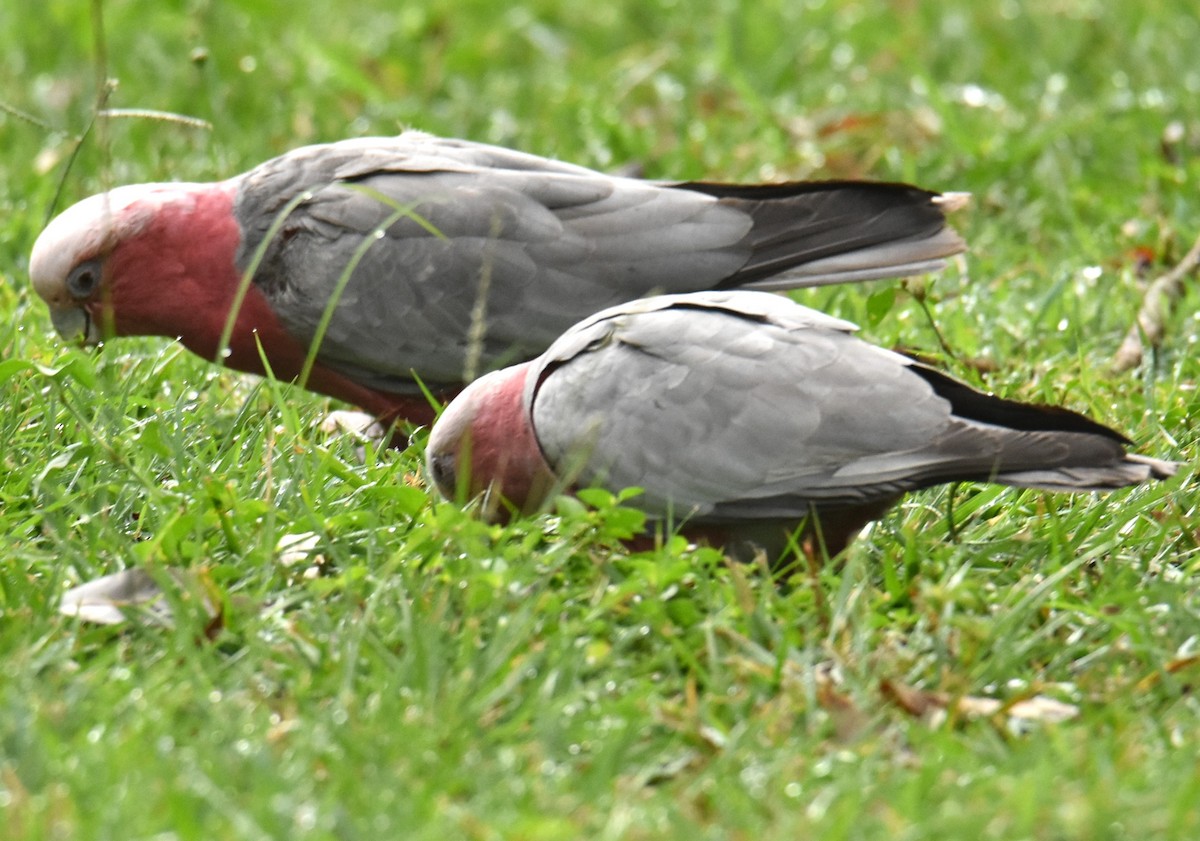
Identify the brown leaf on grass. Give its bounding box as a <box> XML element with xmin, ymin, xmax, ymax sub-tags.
<box><xmin>816</xmin><ymin>673</ymin><xmax>872</xmax><ymax>742</ymax></box>
<box><xmin>1135</xmin><ymin>653</ymin><xmax>1200</xmax><ymax>692</ymax></box>
<box><xmin>880</xmin><ymin>679</ymin><xmax>1079</xmax><ymax>726</ymax></box>
<box><xmin>880</xmin><ymin>678</ymin><xmax>944</xmax><ymax>718</ymax></box>
<box><xmin>1165</xmin><ymin>654</ymin><xmax>1200</xmax><ymax>674</ymax></box>
<box><xmin>816</xmin><ymin>112</ymin><xmax>885</xmax><ymax>139</ymax></box>
<box><xmin>1123</xmin><ymin>245</ymin><xmax>1158</xmax><ymax>277</ymax></box>
<box><xmin>1111</xmin><ymin>229</ymin><xmax>1200</xmax><ymax>373</ymax></box>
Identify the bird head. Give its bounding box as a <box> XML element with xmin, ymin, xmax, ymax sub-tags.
<box><xmin>427</xmin><ymin>363</ymin><xmax>559</xmax><ymax>521</ymax></box>
<box><xmin>30</xmin><ymin>186</ymin><xmax>154</xmax><ymax>344</ymax></box>
<box><xmin>29</xmin><ymin>182</ymin><xmax>241</xmax><ymax>351</ymax></box>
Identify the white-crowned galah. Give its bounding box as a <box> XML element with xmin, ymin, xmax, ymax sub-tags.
<box><xmin>427</xmin><ymin>290</ymin><xmax>1177</xmax><ymax>561</ymax></box>
<box><xmin>30</xmin><ymin>131</ymin><xmax>966</xmax><ymax>425</ymax></box>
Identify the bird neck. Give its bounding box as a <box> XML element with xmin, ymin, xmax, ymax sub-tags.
<box><xmin>103</xmin><ymin>182</ymin><xmax>417</xmax><ymax>420</ymax></box>
<box><xmin>466</xmin><ymin>363</ymin><xmax>559</xmax><ymax>518</ymax></box>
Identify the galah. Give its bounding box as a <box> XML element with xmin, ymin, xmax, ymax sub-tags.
<box><xmin>29</xmin><ymin>131</ymin><xmax>966</xmax><ymax>426</ymax></box>
<box><xmin>426</xmin><ymin>290</ymin><xmax>1177</xmax><ymax>561</ymax></box>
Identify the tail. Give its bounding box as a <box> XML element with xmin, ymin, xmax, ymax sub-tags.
<box><xmin>997</xmin><ymin>453</ymin><xmax>1181</xmax><ymax>492</ymax></box>
<box><xmin>675</xmin><ymin>181</ymin><xmax>969</xmax><ymax>289</ymax></box>
<box><xmin>908</xmin><ymin>364</ymin><xmax>1183</xmax><ymax>493</ymax></box>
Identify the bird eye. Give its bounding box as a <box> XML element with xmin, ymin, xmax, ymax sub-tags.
<box><xmin>65</xmin><ymin>259</ymin><xmax>102</xmax><ymax>300</ymax></box>
<box><xmin>427</xmin><ymin>452</ymin><xmax>458</xmax><ymax>500</ymax></box>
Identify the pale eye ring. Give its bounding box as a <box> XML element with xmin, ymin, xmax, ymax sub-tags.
<box><xmin>66</xmin><ymin>259</ymin><xmax>102</xmax><ymax>300</ymax></box>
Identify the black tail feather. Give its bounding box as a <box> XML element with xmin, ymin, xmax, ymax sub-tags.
<box><xmin>673</xmin><ymin>180</ymin><xmax>958</xmax><ymax>287</ymax></box>
<box><xmin>910</xmin><ymin>364</ymin><xmax>1132</xmax><ymax>445</ymax></box>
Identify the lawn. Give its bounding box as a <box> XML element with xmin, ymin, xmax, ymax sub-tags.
<box><xmin>2</xmin><ymin>1</ymin><xmax>1198</xmax><ymax>838</ymax></box>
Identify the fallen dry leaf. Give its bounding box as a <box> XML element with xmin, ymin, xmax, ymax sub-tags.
<box><xmin>1111</xmin><ymin>228</ymin><xmax>1200</xmax><ymax>373</ymax></box>
<box><xmin>880</xmin><ymin>678</ymin><xmax>944</xmax><ymax>718</ymax></box>
<box><xmin>1002</xmin><ymin>695</ymin><xmax>1080</xmax><ymax>724</ymax></box>
<box><xmin>816</xmin><ymin>674</ymin><xmax>872</xmax><ymax>742</ymax></box>
<box><xmin>275</xmin><ymin>531</ymin><xmax>328</xmax><ymax>580</ymax></box>
<box><xmin>1135</xmin><ymin>653</ymin><xmax>1200</xmax><ymax>692</ymax></box>
<box><xmin>317</xmin><ymin>409</ymin><xmax>391</xmax><ymax>462</ymax></box>
<box><xmin>881</xmin><ymin>679</ymin><xmax>1079</xmax><ymax>726</ymax></box>
<box><xmin>319</xmin><ymin>409</ymin><xmax>388</xmax><ymax>444</ymax></box>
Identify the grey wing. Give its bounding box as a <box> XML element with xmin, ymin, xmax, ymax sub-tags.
<box><xmin>529</xmin><ymin>298</ymin><xmax>970</xmax><ymax>521</ymax></box>
<box><xmin>234</xmin><ymin>134</ymin><xmax>756</xmax><ymax>391</ymax></box>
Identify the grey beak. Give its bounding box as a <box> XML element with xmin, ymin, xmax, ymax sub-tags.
<box><xmin>49</xmin><ymin>307</ymin><xmax>100</xmax><ymax>345</ymax></box>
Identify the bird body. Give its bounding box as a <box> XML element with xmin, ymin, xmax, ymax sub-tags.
<box><xmin>30</xmin><ymin>131</ymin><xmax>965</xmax><ymax>425</ymax></box>
<box><xmin>427</xmin><ymin>291</ymin><xmax>1176</xmax><ymax>560</ymax></box>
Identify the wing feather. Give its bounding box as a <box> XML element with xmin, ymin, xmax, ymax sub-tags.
<box><xmin>231</xmin><ymin>133</ymin><xmax>960</xmax><ymax>392</ymax></box>
<box><xmin>528</xmin><ymin>292</ymin><xmax>1143</xmax><ymax>523</ymax></box>
<box><xmin>236</xmin><ymin>135</ymin><xmax>755</xmax><ymax>391</ymax></box>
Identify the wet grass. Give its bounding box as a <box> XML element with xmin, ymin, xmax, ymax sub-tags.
<box><xmin>1</xmin><ymin>1</ymin><xmax>1198</xmax><ymax>838</ymax></box>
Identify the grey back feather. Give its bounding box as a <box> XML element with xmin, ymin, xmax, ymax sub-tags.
<box><xmin>527</xmin><ymin>291</ymin><xmax>1161</xmax><ymax>522</ymax></box>
<box><xmin>231</xmin><ymin>132</ymin><xmax>961</xmax><ymax>393</ymax></box>
<box><xmin>235</xmin><ymin>134</ymin><xmax>752</xmax><ymax>391</ymax></box>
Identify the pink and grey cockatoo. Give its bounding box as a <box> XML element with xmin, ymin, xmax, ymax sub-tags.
<box><xmin>426</xmin><ymin>290</ymin><xmax>1176</xmax><ymax>561</ymax></box>
<box><xmin>29</xmin><ymin>131</ymin><xmax>966</xmax><ymax>426</ymax></box>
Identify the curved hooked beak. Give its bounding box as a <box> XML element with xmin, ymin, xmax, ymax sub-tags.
<box><xmin>49</xmin><ymin>306</ymin><xmax>102</xmax><ymax>345</ymax></box>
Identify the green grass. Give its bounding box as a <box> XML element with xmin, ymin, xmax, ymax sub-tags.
<box><xmin>2</xmin><ymin>0</ymin><xmax>1199</xmax><ymax>838</ymax></box>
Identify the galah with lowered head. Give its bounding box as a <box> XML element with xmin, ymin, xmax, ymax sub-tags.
<box><xmin>29</xmin><ymin>131</ymin><xmax>967</xmax><ymax>426</ymax></box>
<box><xmin>426</xmin><ymin>290</ymin><xmax>1177</xmax><ymax>562</ymax></box>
